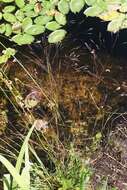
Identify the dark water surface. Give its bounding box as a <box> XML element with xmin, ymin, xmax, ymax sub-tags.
<box><xmin>1</xmin><ymin>17</ymin><xmax>127</xmax><ymax>189</ymax></box>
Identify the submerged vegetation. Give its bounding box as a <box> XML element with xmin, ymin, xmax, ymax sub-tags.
<box><xmin>0</xmin><ymin>40</ymin><xmax>127</xmax><ymax>189</ymax></box>
<box><xmin>1</xmin><ymin>0</ymin><xmax>127</xmax><ymax>190</ymax></box>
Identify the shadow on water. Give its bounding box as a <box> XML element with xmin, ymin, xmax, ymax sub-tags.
<box><xmin>1</xmin><ymin>16</ymin><xmax>127</xmax><ymax>189</ymax></box>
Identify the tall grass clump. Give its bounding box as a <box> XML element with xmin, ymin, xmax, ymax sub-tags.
<box><xmin>0</xmin><ymin>122</ymin><xmax>94</xmax><ymax>190</ymax></box>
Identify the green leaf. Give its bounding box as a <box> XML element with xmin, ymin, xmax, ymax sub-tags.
<box><xmin>84</xmin><ymin>6</ymin><xmax>103</xmax><ymax>17</ymax></box>
<box><xmin>98</xmin><ymin>11</ymin><xmax>120</xmax><ymax>21</ymax></box>
<box><xmin>24</xmin><ymin>10</ymin><xmax>37</xmax><ymax>17</ymax></box>
<box><xmin>39</xmin><ymin>8</ymin><xmax>47</xmax><ymax>15</ymax></box>
<box><xmin>25</xmin><ymin>24</ymin><xmax>45</xmax><ymax>35</ymax></box>
<box><xmin>28</xmin><ymin>0</ymin><xmax>37</xmax><ymax>4</ymax></box>
<box><xmin>46</xmin><ymin>21</ymin><xmax>61</xmax><ymax>31</ymax></box>
<box><xmin>42</xmin><ymin>1</ymin><xmax>54</xmax><ymax>10</ymax></box>
<box><xmin>22</xmin><ymin>17</ymin><xmax>33</xmax><ymax>31</ymax></box>
<box><xmin>3</xmin><ymin>13</ymin><xmax>17</xmax><ymax>23</ymax></box>
<box><xmin>22</xmin><ymin>4</ymin><xmax>34</xmax><ymax>12</ymax></box>
<box><xmin>3</xmin><ymin>174</ymin><xmax>11</xmax><ymax>190</ymax></box>
<box><xmin>15</xmin><ymin>10</ymin><xmax>24</xmax><ymax>21</ymax></box>
<box><xmin>5</xmin><ymin>24</ymin><xmax>12</xmax><ymax>36</ymax></box>
<box><xmin>3</xmin><ymin>6</ymin><xmax>15</xmax><ymax>13</ymax></box>
<box><xmin>34</xmin><ymin>15</ymin><xmax>53</xmax><ymax>25</ymax></box>
<box><xmin>121</xmin><ymin>19</ymin><xmax>127</xmax><ymax>29</ymax></box>
<box><xmin>70</xmin><ymin>0</ymin><xmax>85</xmax><ymax>13</ymax></box>
<box><xmin>55</xmin><ymin>12</ymin><xmax>66</xmax><ymax>25</ymax></box>
<box><xmin>20</xmin><ymin>145</ymin><xmax>30</xmax><ymax>189</ymax></box>
<box><xmin>1</xmin><ymin>0</ymin><xmax>14</xmax><ymax>2</ymax></box>
<box><xmin>16</xmin><ymin>124</ymin><xmax>35</xmax><ymax>172</ymax></box>
<box><xmin>51</xmin><ymin>0</ymin><xmax>59</xmax><ymax>5</ymax></box>
<box><xmin>58</xmin><ymin>0</ymin><xmax>70</xmax><ymax>14</ymax></box>
<box><xmin>2</xmin><ymin>48</ymin><xmax>16</xmax><ymax>57</ymax></box>
<box><xmin>0</xmin><ymin>55</ymin><xmax>8</xmax><ymax>64</ymax></box>
<box><xmin>85</xmin><ymin>0</ymin><xmax>96</xmax><ymax>5</ymax></box>
<box><xmin>0</xmin><ymin>24</ymin><xmax>6</xmax><ymax>34</ymax></box>
<box><xmin>48</xmin><ymin>29</ymin><xmax>67</xmax><ymax>43</ymax></box>
<box><xmin>0</xmin><ymin>13</ymin><xmax>2</xmax><ymax>21</ymax></box>
<box><xmin>107</xmin><ymin>18</ymin><xmax>123</xmax><ymax>33</ymax></box>
<box><xmin>119</xmin><ymin>3</ymin><xmax>127</xmax><ymax>13</ymax></box>
<box><xmin>12</xmin><ymin>34</ymin><xmax>34</xmax><ymax>45</ymax></box>
<box><xmin>0</xmin><ymin>155</ymin><xmax>27</xmax><ymax>189</ymax></box>
<box><xmin>15</xmin><ymin>0</ymin><xmax>25</xmax><ymax>8</ymax></box>
<box><xmin>97</xmin><ymin>0</ymin><xmax>107</xmax><ymax>10</ymax></box>
<box><xmin>95</xmin><ymin>132</ymin><xmax>102</xmax><ymax>140</ymax></box>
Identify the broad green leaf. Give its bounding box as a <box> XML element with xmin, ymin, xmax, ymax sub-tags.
<box><xmin>39</xmin><ymin>8</ymin><xmax>47</xmax><ymax>15</ymax></box>
<box><xmin>96</xmin><ymin>0</ymin><xmax>107</xmax><ymax>10</ymax></box>
<box><xmin>119</xmin><ymin>3</ymin><xmax>127</xmax><ymax>12</ymax></box>
<box><xmin>15</xmin><ymin>0</ymin><xmax>25</xmax><ymax>8</ymax></box>
<box><xmin>46</xmin><ymin>9</ymin><xmax>57</xmax><ymax>16</ymax></box>
<box><xmin>105</xmin><ymin>0</ymin><xmax>121</xmax><ymax>4</ymax></box>
<box><xmin>5</xmin><ymin>24</ymin><xmax>12</xmax><ymax>36</ymax></box>
<box><xmin>22</xmin><ymin>4</ymin><xmax>34</xmax><ymax>12</ymax></box>
<box><xmin>15</xmin><ymin>10</ymin><xmax>24</xmax><ymax>21</ymax></box>
<box><xmin>3</xmin><ymin>6</ymin><xmax>15</xmax><ymax>13</ymax></box>
<box><xmin>24</xmin><ymin>10</ymin><xmax>37</xmax><ymax>17</ymax></box>
<box><xmin>85</xmin><ymin>0</ymin><xmax>96</xmax><ymax>5</ymax></box>
<box><xmin>55</xmin><ymin>12</ymin><xmax>66</xmax><ymax>25</ymax></box>
<box><xmin>0</xmin><ymin>155</ymin><xmax>27</xmax><ymax>189</ymax></box>
<box><xmin>99</xmin><ymin>11</ymin><xmax>120</xmax><ymax>21</ymax></box>
<box><xmin>121</xmin><ymin>19</ymin><xmax>127</xmax><ymax>29</ymax></box>
<box><xmin>51</xmin><ymin>0</ymin><xmax>59</xmax><ymax>5</ymax></box>
<box><xmin>28</xmin><ymin>0</ymin><xmax>37</xmax><ymax>4</ymax></box>
<box><xmin>3</xmin><ymin>13</ymin><xmax>17</xmax><ymax>23</ymax></box>
<box><xmin>12</xmin><ymin>34</ymin><xmax>34</xmax><ymax>45</ymax></box>
<box><xmin>0</xmin><ymin>13</ymin><xmax>2</xmax><ymax>20</ymax></box>
<box><xmin>22</xmin><ymin>17</ymin><xmax>33</xmax><ymax>30</ymax></box>
<box><xmin>46</xmin><ymin>21</ymin><xmax>61</xmax><ymax>31</ymax></box>
<box><xmin>0</xmin><ymin>24</ymin><xmax>6</xmax><ymax>34</ymax></box>
<box><xmin>0</xmin><ymin>55</ymin><xmax>8</xmax><ymax>64</ymax></box>
<box><xmin>58</xmin><ymin>0</ymin><xmax>70</xmax><ymax>14</ymax></box>
<box><xmin>34</xmin><ymin>15</ymin><xmax>53</xmax><ymax>25</ymax></box>
<box><xmin>84</xmin><ymin>6</ymin><xmax>103</xmax><ymax>17</ymax></box>
<box><xmin>1</xmin><ymin>0</ymin><xmax>14</xmax><ymax>2</ymax></box>
<box><xmin>25</xmin><ymin>24</ymin><xmax>45</xmax><ymax>35</ymax></box>
<box><xmin>107</xmin><ymin>18</ymin><xmax>123</xmax><ymax>32</ymax></box>
<box><xmin>48</xmin><ymin>29</ymin><xmax>67</xmax><ymax>43</ymax></box>
<box><xmin>42</xmin><ymin>1</ymin><xmax>54</xmax><ymax>10</ymax></box>
<box><xmin>70</xmin><ymin>0</ymin><xmax>85</xmax><ymax>13</ymax></box>
<box><xmin>2</xmin><ymin>48</ymin><xmax>16</xmax><ymax>57</ymax></box>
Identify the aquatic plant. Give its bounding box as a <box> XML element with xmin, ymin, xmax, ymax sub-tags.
<box><xmin>0</xmin><ymin>48</ymin><xmax>16</xmax><ymax>64</ymax></box>
<box><xmin>0</xmin><ymin>0</ymin><xmax>127</xmax><ymax>45</ymax></box>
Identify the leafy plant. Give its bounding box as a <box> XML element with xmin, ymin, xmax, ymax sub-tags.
<box><xmin>0</xmin><ymin>124</ymin><xmax>35</xmax><ymax>190</ymax></box>
<box><xmin>0</xmin><ymin>48</ymin><xmax>16</xmax><ymax>64</ymax></box>
<box><xmin>1</xmin><ymin>0</ymin><xmax>127</xmax><ymax>45</ymax></box>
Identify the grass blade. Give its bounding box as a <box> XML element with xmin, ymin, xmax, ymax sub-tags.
<box><xmin>0</xmin><ymin>155</ymin><xmax>27</xmax><ymax>189</ymax></box>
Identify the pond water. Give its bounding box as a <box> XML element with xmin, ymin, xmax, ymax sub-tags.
<box><xmin>1</xmin><ymin>17</ymin><xmax>127</xmax><ymax>189</ymax></box>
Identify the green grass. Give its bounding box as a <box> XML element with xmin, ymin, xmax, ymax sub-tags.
<box><xmin>0</xmin><ymin>124</ymin><xmax>93</xmax><ymax>190</ymax></box>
